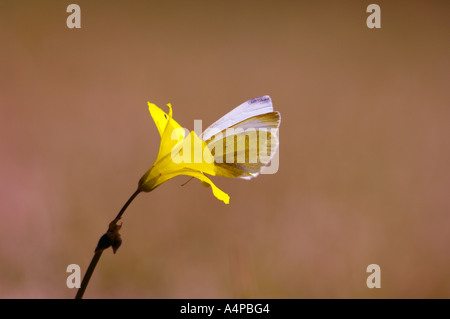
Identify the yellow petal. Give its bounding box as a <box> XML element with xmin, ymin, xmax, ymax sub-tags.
<box><xmin>148</xmin><ymin>102</ymin><xmax>169</xmax><ymax>137</ymax></box>
<box><xmin>157</xmin><ymin>169</ymin><xmax>230</xmax><ymax>204</ymax></box>
<box><xmin>171</xmin><ymin>131</ymin><xmax>217</xmax><ymax>176</ymax></box>
<box><xmin>156</xmin><ymin>103</ymin><xmax>186</xmax><ymax>161</ymax></box>
<box><xmin>141</xmin><ymin>102</ymin><xmax>230</xmax><ymax>204</ymax></box>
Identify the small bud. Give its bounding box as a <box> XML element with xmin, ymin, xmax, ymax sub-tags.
<box><xmin>95</xmin><ymin>233</ymin><xmax>112</xmax><ymax>253</ymax></box>
<box><xmin>112</xmin><ymin>235</ymin><xmax>122</xmax><ymax>254</ymax></box>
<box><xmin>94</xmin><ymin>219</ymin><xmax>123</xmax><ymax>254</ymax></box>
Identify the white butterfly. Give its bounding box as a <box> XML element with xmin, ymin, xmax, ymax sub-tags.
<box><xmin>201</xmin><ymin>95</ymin><xmax>280</xmax><ymax>180</ymax></box>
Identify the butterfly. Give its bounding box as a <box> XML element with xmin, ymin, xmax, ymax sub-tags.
<box><xmin>200</xmin><ymin>95</ymin><xmax>281</xmax><ymax>180</ymax></box>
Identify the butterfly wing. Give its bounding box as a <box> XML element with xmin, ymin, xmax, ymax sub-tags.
<box><xmin>201</xmin><ymin>95</ymin><xmax>274</xmax><ymax>141</ymax></box>
<box><xmin>202</xmin><ymin>96</ymin><xmax>280</xmax><ymax>180</ymax></box>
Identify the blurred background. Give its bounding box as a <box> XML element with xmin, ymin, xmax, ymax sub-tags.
<box><xmin>1</xmin><ymin>0</ymin><xmax>449</xmax><ymax>298</ymax></box>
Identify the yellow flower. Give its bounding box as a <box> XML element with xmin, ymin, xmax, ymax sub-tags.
<box><xmin>138</xmin><ymin>102</ymin><xmax>230</xmax><ymax>204</ymax></box>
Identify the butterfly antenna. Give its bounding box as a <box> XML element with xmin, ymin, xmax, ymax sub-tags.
<box><xmin>181</xmin><ymin>177</ymin><xmax>194</xmax><ymax>186</ymax></box>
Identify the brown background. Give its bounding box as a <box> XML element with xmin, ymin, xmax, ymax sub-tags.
<box><xmin>1</xmin><ymin>1</ymin><xmax>449</xmax><ymax>298</ymax></box>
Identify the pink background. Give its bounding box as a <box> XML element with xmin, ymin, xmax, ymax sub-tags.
<box><xmin>1</xmin><ymin>1</ymin><xmax>449</xmax><ymax>298</ymax></box>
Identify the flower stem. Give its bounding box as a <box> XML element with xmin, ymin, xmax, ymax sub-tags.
<box><xmin>75</xmin><ymin>188</ymin><xmax>141</xmax><ymax>299</ymax></box>
<box><xmin>115</xmin><ymin>188</ymin><xmax>141</xmax><ymax>221</ymax></box>
<box><xmin>74</xmin><ymin>251</ymin><xmax>102</xmax><ymax>299</ymax></box>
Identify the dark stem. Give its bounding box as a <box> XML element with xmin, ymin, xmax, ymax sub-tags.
<box><xmin>75</xmin><ymin>188</ymin><xmax>141</xmax><ymax>299</ymax></box>
<box><xmin>75</xmin><ymin>251</ymin><xmax>102</xmax><ymax>299</ymax></box>
<box><xmin>115</xmin><ymin>188</ymin><xmax>141</xmax><ymax>221</ymax></box>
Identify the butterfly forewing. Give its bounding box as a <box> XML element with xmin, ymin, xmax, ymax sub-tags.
<box><xmin>203</xmin><ymin>105</ymin><xmax>280</xmax><ymax>179</ymax></box>
<box><xmin>201</xmin><ymin>95</ymin><xmax>274</xmax><ymax>141</ymax></box>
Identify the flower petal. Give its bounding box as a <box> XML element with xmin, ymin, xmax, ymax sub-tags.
<box><xmin>171</xmin><ymin>131</ymin><xmax>217</xmax><ymax>176</ymax></box>
<box><xmin>157</xmin><ymin>169</ymin><xmax>230</xmax><ymax>204</ymax></box>
<box><xmin>148</xmin><ymin>102</ymin><xmax>169</xmax><ymax>137</ymax></box>
<box><xmin>142</xmin><ymin>102</ymin><xmax>230</xmax><ymax>204</ymax></box>
<box><xmin>155</xmin><ymin>103</ymin><xmax>186</xmax><ymax>162</ymax></box>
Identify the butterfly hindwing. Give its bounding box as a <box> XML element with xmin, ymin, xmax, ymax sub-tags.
<box><xmin>203</xmin><ymin>107</ymin><xmax>280</xmax><ymax>179</ymax></box>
